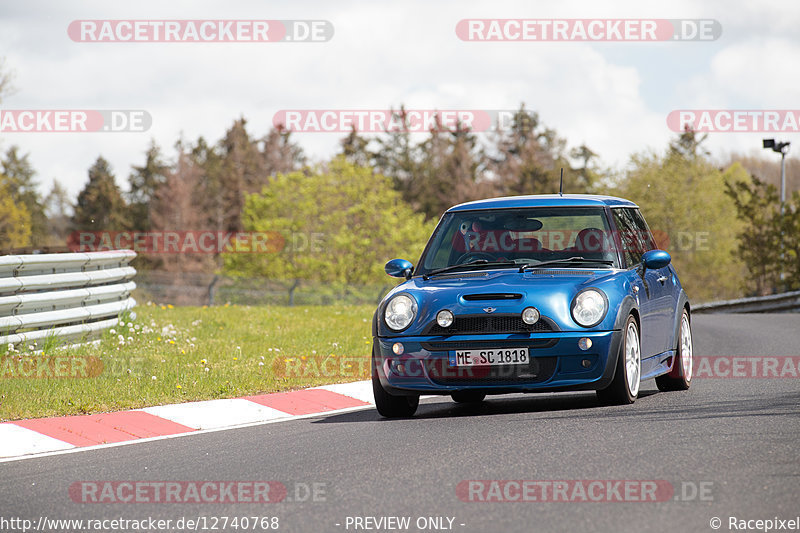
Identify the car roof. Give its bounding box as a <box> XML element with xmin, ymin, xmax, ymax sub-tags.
<box><xmin>446</xmin><ymin>194</ymin><xmax>638</xmax><ymax>212</ymax></box>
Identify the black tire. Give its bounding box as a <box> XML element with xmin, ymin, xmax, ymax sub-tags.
<box><xmin>372</xmin><ymin>342</ymin><xmax>419</xmax><ymax>418</ymax></box>
<box><xmin>597</xmin><ymin>315</ymin><xmax>640</xmax><ymax>405</ymax></box>
<box><xmin>451</xmin><ymin>391</ymin><xmax>486</xmax><ymax>404</ymax></box>
<box><xmin>656</xmin><ymin>309</ymin><xmax>693</xmax><ymax>392</ymax></box>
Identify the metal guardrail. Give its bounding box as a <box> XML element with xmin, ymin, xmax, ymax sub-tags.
<box><xmin>0</xmin><ymin>250</ymin><xmax>137</xmax><ymax>346</ymax></box>
<box><xmin>693</xmin><ymin>290</ymin><xmax>800</xmax><ymax>314</ymax></box>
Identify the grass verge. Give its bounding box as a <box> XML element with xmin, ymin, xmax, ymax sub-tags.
<box><xmin>1</xmin><ymin>303</ymin><xmax>374</xmax><ymax>422</ymax></box>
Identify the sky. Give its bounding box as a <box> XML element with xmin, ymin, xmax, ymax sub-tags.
<box><xmin>1</xmin><ymin>0</ymin><xmax>798</xmax><ymax>201</ymax></box>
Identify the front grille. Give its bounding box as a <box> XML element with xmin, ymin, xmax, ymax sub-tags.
<box><xmin>424</xmin><ymin>314</ymin><xmax>557</xmax><ymax>335</ymax></box>
<box><xmin>425</xmin><ymin>356</ymin><xmax>558</xmax><ymax>385</ymax></box>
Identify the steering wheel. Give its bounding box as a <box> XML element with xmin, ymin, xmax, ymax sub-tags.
<box><xmin>455</xmin><ymin>251</ymin><xmax>496</xmax><ymax>264</ymax></box>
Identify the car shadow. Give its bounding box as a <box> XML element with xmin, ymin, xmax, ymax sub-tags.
<box><xmin>311</xmin><ymin>388</ymin><xmax>662</xmax><ymax>424</ymax></box>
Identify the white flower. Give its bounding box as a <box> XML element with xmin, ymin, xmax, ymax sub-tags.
<box><xmin>151</xmin><ymin>375</ymin><xmax>157</xmax><ymax>380</ymax></box>
<box><xmin>204</xmin><ymin>367</ymin><xmax>210</xmax><ymax>372</ymax></box>
<box><xmin>109</xmin><ymin>329</ymin><xmax>116</xmax><ymax>334</ymax></box>
<box><xmin>258</xmin><ymin>362</ymin><xmax>264</xmax><ymax>366</ymax></box>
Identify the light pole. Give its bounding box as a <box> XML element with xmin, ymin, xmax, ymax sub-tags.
<box><xmin>763</xmin><ymin>139</ymin><xmax>791</xmax><ymax>291</ymax></box>
<box><xmin>763</xmin><ymin>139</ymin><xmax>790</xmax><ymax>214</ymax></box>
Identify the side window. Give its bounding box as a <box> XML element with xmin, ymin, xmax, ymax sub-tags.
<box><xmin>627</xmin><ymin>208</ymin><xmax>657</xmax><ymax>251</ymax></box>
<box><xmin>611</xmin><ymin>208</ymin><xmax>652</xmax><ymax>267</ymax></box>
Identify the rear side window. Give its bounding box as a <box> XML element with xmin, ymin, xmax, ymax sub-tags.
<box><xmin>611</xmin><ymin>208</ymin><xmax>655</xmax><ymax>267</ymax></box>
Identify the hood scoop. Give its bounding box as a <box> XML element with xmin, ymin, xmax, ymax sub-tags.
<box><xmin>462</xmin><ymin>293</ymin><xmax>522</xmax><ymax>301</ymax></box>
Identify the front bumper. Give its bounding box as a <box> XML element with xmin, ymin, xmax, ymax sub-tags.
<box><xmin>374</xmin><ymin>330</ymin><xmax>623</xmax><ymax>396</ymax></box>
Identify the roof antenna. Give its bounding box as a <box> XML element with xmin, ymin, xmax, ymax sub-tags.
<box><xmin>559</xmin><ymin>168</ymin><xmax>564</xmax><ymax>196</ymax></box>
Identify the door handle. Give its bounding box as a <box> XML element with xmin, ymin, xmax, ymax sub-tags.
<box><xmin>657</xmin><ymin>276</ymin><xmax>668</xmax><ymax>283</ymax></box>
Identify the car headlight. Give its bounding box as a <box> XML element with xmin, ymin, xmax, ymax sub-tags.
<box><xmin>571</xmin><ymin>289</ymin><xmax>608</xmax><ymax>327</ymax></box>
<box><xmin>384</xmin><ymin>294</ymin><xmax>418</xmax><ymax>331</ymax></box>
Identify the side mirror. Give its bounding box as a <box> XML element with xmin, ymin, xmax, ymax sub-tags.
<box><xmin>642</xmin><ymin>249</ymin><xmax>671</xmax><ymax>270</ymax></box>
<box><xmin>385</xmin><ymin>258</ymin><xmax>414</xmax><ymax>279</ymax></box>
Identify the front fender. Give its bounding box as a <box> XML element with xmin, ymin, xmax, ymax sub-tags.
<box><xmin>597</xmin><ymin>294</ymin><xmax>638</xmax><ymax>388</ymax></box>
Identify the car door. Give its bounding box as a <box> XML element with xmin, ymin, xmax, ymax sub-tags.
<box><xmin>627</xmin><ymin>208</ymin><xmax>674</xmax><ymax>355</ymax></box>
<box><xmin>611</xmin><ymin>208</ymin><xmax>665</xmax><ymax>358</ymax></box>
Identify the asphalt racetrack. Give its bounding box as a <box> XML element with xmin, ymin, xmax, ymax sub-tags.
<box><xmin>1</xmin><ymin>313</ymin><xmax>798</xmax><ymax>533</ymax></box>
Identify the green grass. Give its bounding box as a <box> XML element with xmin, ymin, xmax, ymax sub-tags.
<box><xmin>0</xmin><ymin>304</ymin><xmax>375</xmax><ymax>422</ymax></box>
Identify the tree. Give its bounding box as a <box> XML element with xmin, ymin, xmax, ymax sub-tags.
<box><xmin>374</xmin><ymin>107</ymin><xmax>421</xmax><ymax>207</ymax></box>
<box><xmin>0</xmin><ymin>147</ymin><xmax>47</xmax><ymax>246</ymax></box>
<box><xmin>72</xmin><ymin>157</ymin><xmax>128</xmax><ymax>231</ymax></box>
<box><xmin>780</xmin><ymin>191</ymin><xmax>800</xmax><ymax>290</ymax></box>
<box><xmin>614</xmin><ymin>139</ymin><xmax>746</xmax><ymax>302</ymax></box>
<box><xmin>0</xmin><ymin>182</ymin><xmax>32</xmax><ymax>250</ymax></box>
<box><xmin>724</xmin><ymin>172</ymin><xmax>797</xmax><ymax>294</ymax></box>
<box><xmin>150</xmin><ymin>149</ymin><xmax>214</xmax><ymax>273</ymax></box>
<box><xmin>128</xmin><ymin>140</ymin><xmax>169</xmax><ymax>231</ymax></box>
<box><xmin>218</xmin><ymin>118</ymin><xmax>266</xmax><ymax>232</ymax></box>
<box><xmin>373</xmin><ymin>108</ymin><xmax>493</xmax><ymax>219</ymax></box>
<box><xmin>669</xmin><ymin>126</ymin><xmax>709</xmax><ymax>160</ymax></box>
<box><xmin>43</xmin><ymin>179</ymin><xmax>72</xmax><ymax>244</ymax></box>
<box><xmin>224</xmin><ymin>157</ymin><xmax>434</xmax><ymax>302</ymax></box>
<box><xmin>726</xmin><ymin>152</ymin><xmax>799</xmax><ymax>199</ymax></box>
<box><xmin>339</xmin><ymin>126</ymin><xmax>373</xmax><ymax>168</ymax></box>
<box><xmin>261</xmin><ymin>125</ymin><xmax>305</xmax><ymax>175</ymax></box>
<box><xmin>487</xmin><ymin>105</ymin><xmax>594</xmax><ymax>197</ymax></box>
<box><xmin>414</xmin><ymin>120</ymin><xmax>492</xmax><ymax>218</ymax></box>
<box><xmin>189</xmin><ymin>136</ymin><xmax>225</xmax><ymax>232</ymax></box>
<box><xmin>0</xmin><ymin>57</ymin><xmax>14</xmax><ymax>103</ymax></box>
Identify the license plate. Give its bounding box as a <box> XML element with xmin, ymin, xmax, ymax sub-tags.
<box><xmin>450</xmin><ymin>348</ymin><xmax>529</xmax><ymax>367</ymax></box>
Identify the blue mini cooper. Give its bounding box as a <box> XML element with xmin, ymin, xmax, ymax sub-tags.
<box><xmin>372</xmin><ymin>194</ymin><xmax>693</xmax><ymax>417</ymax></box>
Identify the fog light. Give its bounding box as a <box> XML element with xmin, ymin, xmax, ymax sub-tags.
<box><xmin>396</xmin><ymin>364</ymin><xmax>405</xmax><ymax>374</ymax></box>
<box><xmin>521</xmin><ymin>307</ymin><xmax>540</xmax><ymax>325</ymax></box>
<box><xmin>581</xmin><ymin>359</ymin><xmax>592</xmax><ymax>368</ymax></box>
<box><xmin>392</xmin><ymin>342</ymin><xmax>404</xmax><ymax>355</ymax></box>
<box><xmin>578</xmin><ymin>337</ymin><xmax>592</xmax><ymax>350</ymax></box>
<box><xmin>436</xmin><ymin>310</ymin><xmax>454</xmax><ymax>328</ymax></box>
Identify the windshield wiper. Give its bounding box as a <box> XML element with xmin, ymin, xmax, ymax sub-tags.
<box><xmin>423</xmin><ymin>259</ymin><xmax>516</xmax><ymax>280</ymax></box>
<box><xmin>518</xmin><ymin>257</ymin><xmax>614</xmax><ymax>272</ymax></box>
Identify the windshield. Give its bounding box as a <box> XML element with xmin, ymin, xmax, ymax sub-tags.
<box><xmin>416</xmin><ymin>206</ymin><xmax>617</xmax><ymax>276</ymax></box>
